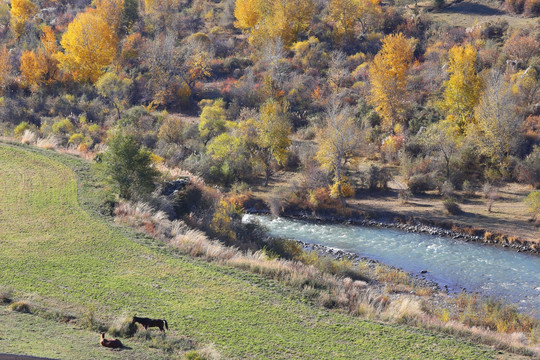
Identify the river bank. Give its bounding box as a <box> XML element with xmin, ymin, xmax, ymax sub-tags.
<box><xmin>245</xmin><ymin>203</ymin><xmax>540</xmax><ymax>255</ymax></box>
<box><xmin>244</xmin><ymin>214</ymin><xmax>540</xmax><ymax>319</ymax></box>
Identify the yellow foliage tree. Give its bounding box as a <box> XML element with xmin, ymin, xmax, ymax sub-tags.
<box><xmin>327</xmin><ymin>0</ymin><xmax>381</xmax><ymax>42</ymax></box>
<box><xmin>234</xmin><ymin>0</ymin><xmax>262</xmax><ymax>29</ymax></box>
<box><xmin>255</xmin><ymin>98</ymin><xmax>292</xmax><ymax>186</ymax></box>
<box><xmin>10</xmin><ymin>0</ymin><xmax>37</xmax><ymax>38</ymax></box>
<box><xmin>442</xmin><ymin>43</ymin><xmax>482</xmax><ymax>133</ymax></box>
<box><xmin>19</xmin><ymin>50</ymin><xmax>46</xmax><ymax>88</ymax></box>
<box><xmin>369</xmin><ymin>33</ymin><xmax>414</xmax><ymax>132</ymax></box>
<box><xmin>57</xmin><ymin>11</ymin><xmax>118</xmax><ymax>83</ymax></box>
<box><xmin>234</xmin><ymin>0</ymin><xmax>314</xmax><ymax>46</ymax></box>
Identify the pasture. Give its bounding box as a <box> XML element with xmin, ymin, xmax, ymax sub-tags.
<box><xmin>0</xmin><ymin>143</ymin><xmax>496</xmax><ymax>359</ymax></box>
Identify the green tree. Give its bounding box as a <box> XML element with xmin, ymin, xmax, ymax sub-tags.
<box><xmin>199</xmin><ymin>99</ymin><xmax>227</xmax><ymax>145</ymax></box>
<box><xmin>102</xmin><ymin>133</ymin><xmax>159</xmax><ymax>199</ymax></box>
<box><xmin>95</xmin><ymin>72</ymin><xmax>133</xmax><ymax>119</ymax></box>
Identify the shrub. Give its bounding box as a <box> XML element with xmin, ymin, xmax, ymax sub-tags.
<box><xmin>102</xmin><ymin>133</ymin><xmax>160</xmax><ymax>200</ymax></box>
<box><xmin>439</xmin><ymin>180</ymin><xmax>454</xmax><ymax>198</ymax></box>
<box><xmin>360</xmin><ymin>165</ymin><xmax>392</xmax><ymax>190</ymax></box>
<box><xmin>407</xmin><ymin>174</ymin><xmax>435</xmax><ymax>194</ymax></box>
<box><xmin>9</xmin><ymin>301</ymin><xmax>31</xmax><ymax>313</ymax></box>
<box><xmin>51</xmin><ymin>118</ymin><xmax>75</xmax><ymax>135</ymax></box>
<box><xmin>443</xmin><ymin>198</ymin><xmax>462</xmax><ymax>215</ymax></box>
<box><xmin>14</xmin><ymin>121</ymin><xmax>30</xmax><ymax>137</ymax></box>
<box><xmin>0</xmin><ymin>287</ymin><xmax>13</xmax><ymax>304</ymax></box>
<box><xmin>516</xmin><ymin>146</ymin><xmax>540</xmax><ymax>188</ymax></box>
<box><xmin>109</xmin><ymin>314</ymin><xmax>138</xmax><ymax>338</ymax></box>
<box><xmin>524</xmin><ymin>191</ymin><xmax>540</xmax><ymax>220</ymax></box>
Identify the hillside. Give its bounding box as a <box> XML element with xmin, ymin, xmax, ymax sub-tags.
<box><xmin>0</xmin><ymin>142</ymin><xmax>500</xmax><ymax>359</ymax></box>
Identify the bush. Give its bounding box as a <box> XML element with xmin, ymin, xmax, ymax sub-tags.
<box><xmin>516</xmin><ymin>146</ymin><xmax>540</xmax><ymax>188</ymax></box>
<box><xmin>0</xmin><ymin>287</ymin><xmax>13</xmax><ymax>304</ymax></box>
<box><xmin>265</xmin><ymin>237</ymin><xmax>303</xmax><ymax>260</ymax></box>
<box><xmin>109</xmin><ymin>314</ymin><xmax>138</xmax><ymax>338</ymax></box>
<box><xmin>51</xmin><ymin>118</ymin><xmax>75</xmax><ymax>135</ymax></box>
<box><xmin>360</xmin><ymin>165</ymin><xmax>392</xmax><ymax>190</ymax></box>
<box><xmin>443</xmin><ymin>198</ymin><xmax>462</xmax><ymax>215</ymax></box>
<box><xmin>102</xmin><ymin>133</ymin><xmax>160</xmax><ymax>200</ymax></box>
<box><xmin>407</xmin><ymin>174</ymin><xmax>435</xmax><ymax>194</ymax></box>
<box><xmin>14</xmin><ymin>121</ymin><xmax>30</xmax><ymax>137</ymax></box>
<box><xmin>524</xmin><ymin>191</ymin><xmax>540</xmax><ymax>220</ymax></box>
<box><xmin>9</xmin><ymin>301</ymin><xmax>31</xmax><ymax>313</ymax></box>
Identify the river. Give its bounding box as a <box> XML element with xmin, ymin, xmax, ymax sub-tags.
<box><xmin>243</xmin><ymin>214</ymin><xmax>540</xmax><ymax>318</ymax></box>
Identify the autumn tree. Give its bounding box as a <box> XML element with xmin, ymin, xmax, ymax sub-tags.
<box><xmin>473</xmin><ymin>70</ymin><xmax>522</xmax><ymax>174</ymax></box>
<box><xmin>199</xmin><ymin>99</ymin><xmax>228</xmax><ymax>145</ymax></box>
<box><xmin>0</xmin><ymin>46</ymin><xmax>12</xmax><ymax>93</ymax></box>
<box><xmin>94</xmin><ymin>0</ymin><xmax>124</xmax><ymax>34</ymax></box>
<box><xmin>316</xmin><ymin>96</ymin><xmax>363</xmax><ymax>206</ymax></box>
<box><xmin>146</xmin><ymin>34</ymin><xmax>212</xmax><ymax>106</ymax></box>
<box><xmin>39</xmin><ymin>26</ymin><xmax>60</xmax><ymax>84</ymax></box>
<box><xmin>207</xmin><ymin>101</ymin><xmax>291</xmax><ymax>186</ymax></box>
<box><xmin>369</xmin><ymin>33</ymin><xmax>415</xmax><ymax>132</ymax></box>
<box><xmin>95</xmin><ymin>72</ymin><xmax>132</xmax><ymax>119</ymax></box>
<box><xmin>255</xmin><ymin>98</ymin><xmax>292</xmax><ymax>186</ymax></box>
<box><xmin>234</xmin><ymin>0</ymin><xmax>263</xmax><ymax>29</ymax></box>
<box><xmin>327</xmin><ymin>0</ymin><xmax>381</xmax><ymax>43</ymax></box>
<box><xmin>57</xmin><ymin>11</ymin><xmax>118</xmax><ymax>83</ymax></box>
<box><xmin>19</xmin><ymin>50</ymin><xmax>46</xmax><ymax>88</ymax></box>
<box><xmin>10</xmin><ymin>0</ymin><xmax>37</xmax><ymax>38</ymax></box>
<box><xmin>442</xmin><ymin>43</ymin><xmax>482</xmax><ymax>133</ymax></box>
<box><xmin>234</xmin><ymin>0</ymin><xmax>314</xmax><ymax>46</ymax></box>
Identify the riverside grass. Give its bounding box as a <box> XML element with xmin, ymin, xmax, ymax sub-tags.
<box><xmin>0</xmin><ymin>143</ymin><xmax>495</xmax><ymax>359</ymax></box>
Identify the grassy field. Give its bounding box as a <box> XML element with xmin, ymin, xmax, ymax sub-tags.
<box><xmin>0</xmin><ymin>142</ymin><xmax>498</xmax><ymax>359</ymax></box>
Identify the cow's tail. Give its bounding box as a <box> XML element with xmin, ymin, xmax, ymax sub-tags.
<box><xmin>164</xmin><ymin>319</ymin><xmax>169</xmax><ymax>330</ymax></box>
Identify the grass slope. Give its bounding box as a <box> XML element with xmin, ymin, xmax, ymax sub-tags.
<box><xmin>0</xmin><ymin>308</ymin><xmax>172</xmax><ymax>359</ymax></box>
<box><xmin>0</xmin><ymin>143</ymin><xmax>495</xmax><ymax>359</ymax></box>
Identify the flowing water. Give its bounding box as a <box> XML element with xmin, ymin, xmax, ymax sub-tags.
<box><xmin>244</xmin><ymin>214</ymin><xmax>540</xmax><ymax>317</ymax></box>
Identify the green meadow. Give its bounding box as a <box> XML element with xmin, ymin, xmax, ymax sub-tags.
<box><xmin>0</xmin><ymin>142</ymin><xmax>495</xmax><ymax>359</ymax></box>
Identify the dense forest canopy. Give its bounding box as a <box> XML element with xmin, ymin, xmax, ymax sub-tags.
<box><xmin>0</xmin><ymin>0</ymin><xmax>538</xmax><ymax>205</ymax></box>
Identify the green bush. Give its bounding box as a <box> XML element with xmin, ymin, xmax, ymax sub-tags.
<box><xmin>14</xmin><ymin>121</ymin><xmax>30</xmax><ymax>137</ymax></box>
<box><xmin>443</xmin><ymin>198</ymin><xmax>462</xmax><ymax>215</ymax></box>
<box><xmin>52</xmin><ymin>118</ymin><xmax>75</xmax><ymax>135</ymax></box>
<box><xmin>102</xmin><ymin>133</ymin><xmax>160</xmax><ymax>200</ymax></box>
<box><xmin>524</xmin><ymin>191</ymin><xmax>540</xmax><ymax>220</ymax></box>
